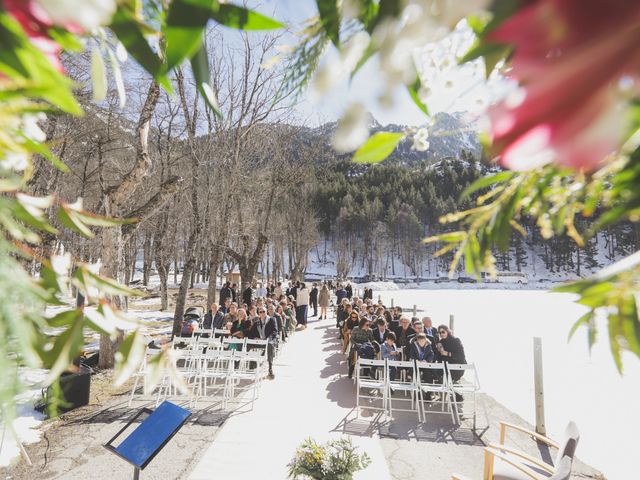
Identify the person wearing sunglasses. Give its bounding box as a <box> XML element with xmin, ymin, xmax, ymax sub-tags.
<box><xmin>435</xmin><ymin>325</ymin><xmax>467</xmax><ymax>386</ymax></box>
<box><xmin>249</xmin><ymin>307</ymin><xmax>278</xmax><ymax>379</ymax></box>
<box><xmin>342</xmin><ymin>311</ymin><xmax>360</xmax><ymax>353</ymax></box>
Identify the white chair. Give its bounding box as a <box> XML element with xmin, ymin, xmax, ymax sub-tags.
<box><xmin>416</xmin><ymin>362</ymin><xmax>455</xmax><ymax>423</ymax></box>
<box><xmin>452</xmin><ymin>421</ymin><xmax>580</xmax><ymax>480</ymax></box>
<box><xmin>355</xmin><ymin>358</ymin><xmax>388</xmax><ymax>420</ymax></box>
<box><xmin>387</xmin><ymin>360</ymin><xmax>422</xmax><ymax>422</ymax></box>
<box><xmin>194</xmin><ymin>349</ymin><xmax>234</xmax><ymax>409</ymax></box>
<box><xmin>447</xmin><ymin>363</ymin><xmax>481</xmax><ymax>429</ymax></box>
<box><xmin>228</xmin><ymin>350</ymin><xmax>267</xmax><ymax>409</ymax></box>
<box><xmin>128</xmin><ymin>348</ymin><xmax>159</xmax><ymax>407</ymax></box>
<box><xmin>222</xmin><ymin>337</ymin><xmax>246</xmax><ymax>351</ymax></box>
<box><xmin>213</xmin><ymin>328</ymin><xmax>231</xmax><ymax>338</ymax></box>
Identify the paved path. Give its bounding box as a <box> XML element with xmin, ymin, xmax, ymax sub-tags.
<box><xmin>189</xmin><ymin>315</ymin><xmax>392</xmax><ymax>479</ymax></box>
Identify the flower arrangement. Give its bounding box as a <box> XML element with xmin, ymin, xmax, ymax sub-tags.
<box><xmin>288</xmin><ymin>437</ymin><xmax>371</xmax><ymax>480</ymax></box>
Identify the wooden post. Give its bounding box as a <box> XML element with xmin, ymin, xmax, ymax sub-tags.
<box><xmin>533</xmin><ymin>337</ymin><xmax>546</xmax><ymax>435</ymax></box>
<box><xmin>449</xmin><ymin>314</ymin><xmax>454</xmax><ymax>332</ymax></box>
<box><xmin>391</xmin><ymin>298</ymin><xmax>394</xmax><ymax>308</ymax></box>
<box><xmin>378</xmin><ymin>294</ymin><xmax>381</xmax><ymax>303</ymax></box>
<box><xmin>413</xmin><ymin>305</ymin><xmax>417</xmax><ymax>317</ymax></box>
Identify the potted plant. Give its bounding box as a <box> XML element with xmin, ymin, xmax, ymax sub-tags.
<box><xmin>288</xmin><ymin>437</ymin><xmax>371</xmax><ymax>480</ymax></box>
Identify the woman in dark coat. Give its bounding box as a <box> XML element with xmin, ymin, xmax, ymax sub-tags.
<box><xmin>434</xmin><ymin>324</ymin><xmax>467</xmax><ymax>381</ymax></box>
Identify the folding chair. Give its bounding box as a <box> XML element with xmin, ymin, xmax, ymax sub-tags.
<box><xmin>416</xmin><ymin>362</ymin><xmax>455</xmax><ymax>423</ymax></box>
<box><xmin>452</xmin><ymin>421</ymin><xmax>579</xmax><ymax>480</ymax></box>
<box><xmin>128</xmin><ymin>348</ymin><xmax>159</xmax><ymax>407</ymax></box>
<box><xmin>194</xmin><ymin>349</ymin><xmax>234</xmax><ymax>409</ymax></box>
<box><xmin>387</xmin><ymin>360</ymin><xmax>422</xmax><ymax>422</ymax></box>
<box><xmin>213</xmin><ymin>328</ymin><xmax>231</xmax><ymax>338</ymax></box>
<box><xmin>157</xmin><ymin>348</ymin><xmax>200</xmax><ymax>403</ymax></box>
<box><xmin>228</xmin><ymin>350</ymin><xmax>266</xmax><ymax>409</ymax></box>
<box><xmin>447</xmin><ymin>363</ymin><xmax>481</xmax><ymax>429</ymax></box>
<box><xmin>222</xmin><ymin>337</ymin><xmax>246</xmax><ymax>351</ymax></box>
<box><xmin>355</xmin><ymin>358</ymin><xmax>388</xmax><ymax>421</ymax></box>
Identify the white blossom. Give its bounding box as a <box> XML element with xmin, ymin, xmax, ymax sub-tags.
<box><xmin>35</xmin><ymin>0</ymin><xmax>116</xmax><ymax>32</ymax></box>
<box><xmin>313</xmin><ymin>31</ymin><xmax>370</xmax><ymax>95</ymax></box>
<box><xmin>332</xmin><ymin>103</ymin><xmax>369</xmax><ymax>153</ymax></box>
<box><xmin>0</xmin><ymin>151</ymin><xmax>29</xmax><ymax>171</ymax></box>
<box><xmin>412</xmin><ymin>128</ymin><xmax>430</xmax><ymax>152</ymax></box>
<box><xmin>23</xmin><ymin>114</ymin><xmax>47</xmax><ymax>143</ymax></box>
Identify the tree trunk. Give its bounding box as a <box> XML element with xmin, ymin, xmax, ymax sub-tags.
<box><xmin>143</xmin><ymin>233</ymin><xmax>152</xmax><ymax>286</ymax></box>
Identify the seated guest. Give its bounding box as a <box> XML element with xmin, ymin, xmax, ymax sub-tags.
<box><xmin>342</xmin><ymin>311</ymin><xmax>360</xmax><ymax>353</ymax></box>
<box><xmin>435</xmin><ymin>325</ymin><xmax>467</xmax><ymax>401</ymax></box>
<box><xmin>220</xmin><ymin>297</ymin><xmax>231</xmax><ymax>314</ymax></box>
<box><xmin>380</xmin><ymin>331</ymin><xmax>401</xmax><ymax>380</ymax></box>
<box><xmin>364</xmin><ymin>304</ymin><xmax>376</xmax><ymax>321</ymax></box>
<box><xmin>407</xmin><ymin>333</ymin><xmax>434</xmax><ymax>363</ymax></box>
<box><xmin>348</xmin><ymin>317</ymin><xmax>374</xmax><ymax>378</ymax></box>
<box><xmin>394</xmin><ymin>316</ymin><xmax>415</xmax><ymax>358</ymax></box>
<box><xmin>408</xmin><ymin>320</ymin><xmax>424</xmax><ymax>341</ymax></box>
<box><xmin>203</xmin><ymin>303</ymin><xmax>225</xmax><ymax>335</ymax></box>
<box><xmin>422</xmin><ymin>316</ymin><xmax>438</xmax><ymax>344</ymax></box>
<box><xmin>231</xmin><ymin>308</ymin><xmax>251</xmax><ymax>339</ymax></box>
<box><xmin>372</xmin><ymin>317</ymin><xmax>391</xmax><ymax>345</ymax></box>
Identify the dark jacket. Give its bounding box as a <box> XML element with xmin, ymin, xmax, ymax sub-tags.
<box><xmin>219</xmin><ymin>286</ymin><xmax>232</xmax><ymax>305</ymax></box>
<box><xmin>435</xmin><ymin>336</ymin><xmax>467</xmax><ymax>381</ymax></box>
<box><xmin>249</xmin><ymin>316</ymin><xmax>278</xmax><ymax>340</ymax></box>
<box><xmin>394</xmin><ymin>326</ymin><xmax>416</xmax><ymax>350</ymax></box>
<box><xmin>310</xmin><ymin>287</ymin><xmax>319</xmax><ymax>303</ymax></box>
<box><xmin>372</xmin><ymin>327</ymin><xmax>392</xmax><ymax>345</ymax></box>
<box><xmin>336</xmin><ymin>288</ymin><xmax>348</xmax><ymax>303</ymax></box>
<box><xmin>203</xmin><ymin>310</ymin><xmax>225</xmax><ymax>330</ymax></box>
<box><xmin>345</xmin><ymin>285</ymin><xmax>353</xmax><ymax>299</ymax></box>
<box><xmin>406</xmin><ymin>341</ymin><xmax>435</xmax><ymax>362</ymax></box>
<box><xmin>242</xmin><ymin>287</ymin><xmax>253</xmax><ymax>306</ymax></box>
<box><xmin>423</xmin><ymin>326</ymin><xmax>438</xmax><ymax>345</ymax></box>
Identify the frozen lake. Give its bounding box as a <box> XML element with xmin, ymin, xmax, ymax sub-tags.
<box><xmin>374</xmin><ymin>288</ymin><xmax>638</xmax><ymax>480</ymax></box>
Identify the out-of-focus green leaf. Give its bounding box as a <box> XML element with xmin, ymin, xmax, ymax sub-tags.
<box><xmin>113</xmin><ymin>330</ymin><xmax>147</xmax><ymax>386</ymax></box>
<box><xmin>57</xmin><ymin>205</ymin><xmax>94</xmax><ymax>237</ymax></box>
<box><xmin>109</xmin><ymin>8</ymin><xmax>171</xmax><ymax>91</ymax></box>
<box><xmin>407</xmin><ymin>75</ymin><xmax>429</xmax><ymax>116</ymax></box>
<box><xmin>353</xmin><ymin>132</ymin><xmax>405</xmax><ymax>164</ymax></box>
<box><xmin>211</xmin><ymin>4</ymin><xmax>284</xmax><ymax>30</ymax></box>
<box><xmin>43</xmin><ymin>309</ymin><xmax>85</xmax><ymax>383</ymax></box>
<box><xmin>0</xmin><ymin>11</ymin><xmax>82</xmax><ymax>114</ymax></box>
<box><xmin>164</xmin><ymin>0</ymin><xmax>216</xmax><ymax>71</ymax></box>
<box><xmin>47</xmin><ymin>27</ymin><xmax>84</xmax><ymax>51</ymax></box>
<box><xmin>190</xmin><ymin>44</ymin><xmax>221</xmax><ymax>117</ymax></box>
<box><xmin>316</xmin><ymin>0</ymin><xmax>340</xmax><ymax>46</ymax></box>
<box><xmin>91</xmin><ymin>48</ymin><xmax>108</xmax><ymax>101</ymax></box>
<box><xmin>460</xmin><ymin>171</ymin><xmax>515</xmax><ymax>200</ymax></box>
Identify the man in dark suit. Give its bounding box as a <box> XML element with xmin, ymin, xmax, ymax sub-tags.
<box><xmin>422</xmin><ymin>316</ymin><xmax>438</xmax><ymax>345</ymax></box>
<box><xmin>203</xmin><ymin>303</ymin><xmax>225</xmax><ymax>336</ymax></box>
<box><xmin>309</xmin><ymin>283</ymin><xmax>319</xmax><ymax>317</ymax></box>
<box><xmin>250</xmin><ymin>307</ymin><xmax>278</xmax><ymax>379</ymax></box>
<box><xmin>219</xmin><ymin>281</ymin><xmax>232</xmax><ymax>306</ymax></box>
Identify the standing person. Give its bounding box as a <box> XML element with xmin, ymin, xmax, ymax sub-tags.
<box><xmin>250</xmin><ymin>307</ymin><xmax>278</xmax><ymax>379</ymax></box>
<box><xmin>219</xmin><ymin>281</ymin><xmax>232</xmax><ymax>306</ymax></box>
<box><xmin>274</xmin><ymin>282</ymin><xmax>283</xmax><ymax>298</ymax></box>
<box><xmin>296</xmin><ymin>282</ymin><xmax>309</xmax><ymax>328</ymax></box>
<box><xmin>318</xmin><ymin>284</ymin><xmax>330</xmax><ymax>320</ymax></box>
<box><xmin>336</xmin><ymin>284</ymin><xmax>348</xmax><ymax>304</ymax></box>
<box><xmin>256</xmin><ymin>282</ymin><xmax>267</xmax><ymax>298</ymax></box>
<box><xmin>309</xmin><ymin>283</ymin><xmax>319</xmax><ymax>318</ymax></box>
<box><xmin>242</xmin><ymin>283</ymin><xmax>253</xmax><ymax>306</ymax></box>
<box><xmin>345</xmin><ymin>283</ymin><xmax>353</xmax><ymax>300</ymax></box>
<box><xmin>268</xmin><ymin>303</ymin><xmax>286</xmax><ymax>343</ymax></box>
<box><xmin>291</xmin><ymin>281</ymin><xmax>299</xmax><ymax>300</ymax></box>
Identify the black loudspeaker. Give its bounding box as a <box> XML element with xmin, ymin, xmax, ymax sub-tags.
<box><xmin>52</xmin><ymin>365</ymin><xmax>92</xmax><ymax>412</ymax></box>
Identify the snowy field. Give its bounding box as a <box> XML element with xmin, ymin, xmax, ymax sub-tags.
<box><xmin>372</xmin><ymin>288</ymin><xmax>638</xmax><ymax>480</ymax></box>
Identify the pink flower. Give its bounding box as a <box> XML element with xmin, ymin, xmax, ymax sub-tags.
<box><xmin>4</xmin><ymin>0</ymin><xmax>64</xmax><ymax>70</ymax></box>
<box><xmin>487</xmin><ymin>0</ymin><xmax>640</xmax><ymax>171</ymax></box>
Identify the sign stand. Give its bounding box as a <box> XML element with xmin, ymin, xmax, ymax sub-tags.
<box><xmin>105</xmin><ymin>401</ymin><xmax>191</xmax><ymax>479</ymax></box>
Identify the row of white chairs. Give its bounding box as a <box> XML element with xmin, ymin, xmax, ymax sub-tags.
<box><xmin>355</xmin><ymin>359</ymin><xmax>481</xmax><ymax>428</ymax></box>
<box><xmin>128</xmin><ymin>337</ymin><xmax>271</xmax><ymax>410</ymax></box>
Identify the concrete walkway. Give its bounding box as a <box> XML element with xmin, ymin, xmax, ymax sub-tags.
<box><xmin>189</xmin><ymin>315</ymin><xmax>392</xmax><ymax>479</ymax></box>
